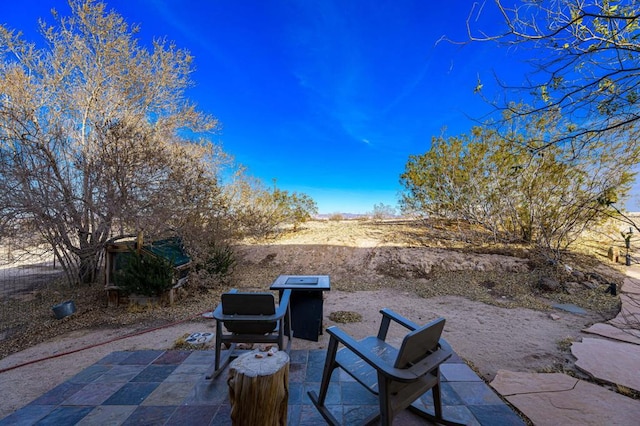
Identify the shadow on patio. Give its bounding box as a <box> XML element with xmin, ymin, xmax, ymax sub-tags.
<box><xmin>0</xmin><ymin>348</ymin><xmax>526</xmax><ymax>425</ymax></box>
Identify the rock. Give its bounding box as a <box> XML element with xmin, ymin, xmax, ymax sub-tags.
<box><xmin>587</xmin><ymin>272</ymin><xmax>606</xmax><ymax>284</ymax></box>
<box><xmin>571</xmin><ymin>270</ymin><xmax>586</xmax><ymax>281</ymax></box>
<box><xmin>564</xmin><ymin>281</ymin><xmax>581</xmax><ymax>294</ymax></box>
<box><xmin>552</xmin><ymin>303</ymin><xmax>587</xmax><ymax>315</ymax></box>
<box><xmin>537</xmin><ymin>277</ymin><xmax>560</xmax><ymax>292</ymax></box>
<box><xmin>604</xmin><ymin>282</ymin><xmax>617</xmax><ymax>295</ymax></box>
<box><xmin>581</xmin><ymin>280</ymin><xmax>599</xmax><ymax>290</ymax></box>
<box><xmin>549</xmin><ymin>313</ymin><xmax>561</xmax><ymax>320</ymax></box>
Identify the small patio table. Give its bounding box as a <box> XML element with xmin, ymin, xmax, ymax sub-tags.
<box><xmin>270</xmin><ymin>275</ymin><xmax>330</xmax><ymax>342</ymax></box>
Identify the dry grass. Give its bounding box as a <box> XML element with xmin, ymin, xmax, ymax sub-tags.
<box><xmin>556</xmin><ymin>337</ymin><xmax>575</xmax><ymax>352</ymax></box>
<box><xmin>0</xmin><ymin>282</ymin><xmax>224</xmax><ymax>359</ymax></box>
<box><xmin>328</xmin><ymin>310</ymin><xmax>363</xmax><ymax>323</ymax></box>
<box><xmin>616</xmin><ymin>384</ymin><xmax>640</xmax><ymax>399</ymax></box>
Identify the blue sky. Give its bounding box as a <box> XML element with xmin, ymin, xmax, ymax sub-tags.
<box><xmin>4</xmin><ymin>1</ymin><xmax>636</xmax><ymax>213</ymax></box>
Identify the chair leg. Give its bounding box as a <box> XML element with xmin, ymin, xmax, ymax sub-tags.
<box><xmin>206</xmin><ymin>344</ymin><xmax>234</xmax><ymax>380</ymax></box>
<box><xmin>319</xmin><ymin>334</ymin><xmax>340</xmax><ymax>404</ymax></box>
<box><xmin>377</xmin><ymin>376</ymin><xmax>393</xmax><ymax>426</ymax></box>
<box><xmin>206</xmin><ymin>321</ymin><xmax>233</xmax><ymax>380</ymax></box>
<box><xmin>407</xmin><ymin>382</ymin><xmax>467</xmax><ymax>426</ymax></box>
<box><xmin>215</xmin><ymin>320</ymin><xmax>222</xmax><ymax>371</ymax></box>
<box><xmin>277</xmin><ymin>318</ymin><xmax>284</xmax><ymax>351</ymax></box>
<box><xmin>433</xmin><ymin>382</ymin><xmax>443</xmax><ymax>419</ymax></box>
<box><xmin>307</xmin><ymin>335</ymin><xmax>340</xmax><ymax>425</ymax></box>
<box><xmin>284</xmin><ymin>303</ymin><xmax>292</xmax><ymax>352</ymax></box>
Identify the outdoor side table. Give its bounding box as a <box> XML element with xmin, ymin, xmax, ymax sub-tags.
<box><xmin>270</xmin><ymin>275</ymin><xmax>330</xmax><ymax>342</ymax></box>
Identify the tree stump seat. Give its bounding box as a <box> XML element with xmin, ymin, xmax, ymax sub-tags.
<box><xmin>227</xmin><ymin>349</ymin><xmax>290</xmax><ymax>426</ymax></box>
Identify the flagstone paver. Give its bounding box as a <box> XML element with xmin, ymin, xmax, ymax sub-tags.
<box><xmin>582</xmin><ymin>322</ymin><xmax>640</xmax><ymax>344</ymax></box>
<box><xmin>491</xmin><ymin>370</ymin><xmax>640</xmax><ymax>426</ymax></box>
<box><xmin>572</xmin><ymin>337</ymin><xmax>640</xmax><ymax>392</ymax></box>
<box><xmin>495</xmin><ymin>267</ymin><xmax>640</xmax><ymax>425</ymax></box>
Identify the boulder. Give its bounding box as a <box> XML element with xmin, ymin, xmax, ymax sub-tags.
<box><xmin>537</xmin><ymin>277</ymin><xmax>560</xmax><ymax>292</ymax></box>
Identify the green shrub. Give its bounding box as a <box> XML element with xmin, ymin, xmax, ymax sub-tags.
<box><xmin>200</xmin><ymin>242</ymin><xmax>236</xmax><ymax>278</ymax></box>
<box><xmin>113</xmin><ymin>249</ymin><xmax>174</xmax><ymax>296</ymax></box>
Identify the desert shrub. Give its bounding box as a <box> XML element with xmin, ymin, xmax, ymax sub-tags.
<box><xmin>372</xmin><ymin>203</ymin><xmax>396</xmax><ymax>221</ymax></box>
<box><xmin>329</xmin><ymin>213</ymin><xmax>344</xmax><ymax>221</ymax></box>
<box><xmin>227</xmin><ymin>176</ymin><xmax>317</xmax><ymax>238</ymax></box>
<box><xmin>400</xmin><ymin>114</ymin><xmax>635</xmax><ymax>257</ymax></box>
<box><xmin>113</xmin><ymin>250</ymin><xmax>174</xmax><ymax>296</ymax></box>
<box><xmin>198</xmin><ymin>242</ymin><xmax>236</xmax><ymax>279</ymax></box>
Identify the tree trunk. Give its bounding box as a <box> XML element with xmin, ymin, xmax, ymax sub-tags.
<box><xmin>77</xmin><ymin>248</ymin><xmax>100</xmax><ymax>284</ymax></box>
<box><xmin>227</xmin><ymin>349</ymin><xmax>289</xmax><ymax>426</ymax></box>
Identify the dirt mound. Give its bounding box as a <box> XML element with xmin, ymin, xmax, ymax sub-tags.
<box><xmin>233</xmin><ymin>219</ymin><xmax>620</xmax><ymax>314</ymax></box>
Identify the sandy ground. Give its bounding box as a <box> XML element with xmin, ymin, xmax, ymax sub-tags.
<box><xmin>0</xmin><ymin>288</ymin><xmax>601</xmax><ymax>418</ymax></box>
<box><xmin>0</xmin><ymin>220</ymin><xmax>616</xmax><ymax>418</ymax></box>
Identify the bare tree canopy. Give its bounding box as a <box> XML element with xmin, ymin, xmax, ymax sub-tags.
<box><xmin>0</xmin><ymin>0</ymin><xmax>222</xmax><ymax>284</ymax></box>
<box><xmin>469</xmin><ymin>0</ymin><xmax>640</xmax><ymax>154</ymax></box>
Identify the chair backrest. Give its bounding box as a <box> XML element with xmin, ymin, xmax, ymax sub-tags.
<box><xmin>221</xmin><ymin>292</ymin><xmax>277</xmax><ymax>334</ymax></box>
<box><xmin>394</xmin><ymin>317</ymin><xmax>445</xmax><ymax>369</ymax></box>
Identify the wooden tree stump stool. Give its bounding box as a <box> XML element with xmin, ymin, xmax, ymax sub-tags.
<box><xmin>227</xmin><ymin>349</ymin><xmax>290</xmax><ymax>426</ymax></box>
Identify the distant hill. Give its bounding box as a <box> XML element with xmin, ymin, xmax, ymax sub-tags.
<box><xmin>315</xmin><ymin>213</ymin><xmax>370</xmax><ymax>220</ymax></box>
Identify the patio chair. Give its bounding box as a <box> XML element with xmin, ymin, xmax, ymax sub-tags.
<box><xmin>308</xmin><ymin>309</ymin><xmax>463</xmax><ymax>425</ymax></box>
<box><xmin>206</xmin><ymin>288</ymin><xmax>292</xmax><ymax>379</ymax></box>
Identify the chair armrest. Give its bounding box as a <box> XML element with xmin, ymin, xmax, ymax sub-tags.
<box><xmin>327</xmin><ymin>326</ymin><xmax>418</xmax><ymax>382</ymax></box>
<box><xmin>405</xmin><ymin>344</ymin><xmax>452</xmax><ymax>376</ymax></box>
<box><xmin>379</xmin><ymin>308</ymin><xmax>420</xmax><ymax>331</ymax></box>
<box><xmin>438</xmin><ymin>338</ymin><xmax>453</xmax><ymax>354</ymax></box>
<box><xmin>377</xmin><ymin>308</ymin><xmax>420</xmax><ymax>340</ymax></box>
<box><xmin>275</xmin><ymin>289</ymin><xmax>291</xmax><ymax>317</ymax></box>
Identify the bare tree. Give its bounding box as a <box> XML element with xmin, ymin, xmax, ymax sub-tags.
<box><xmin>0</xmin><ymin>0</ymin><xmax>221</xmax><ymax>284</ymax></box>
<box><xmin>468</xmin><ymin>0</ymin><xmax>640</xmax><ymax>155</ymax></box>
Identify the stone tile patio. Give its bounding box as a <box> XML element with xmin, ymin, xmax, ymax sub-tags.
<box><xmin>0</xmin><ymin>348</ymin><xmax>525</xmax><ymax>425</ymax></box>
